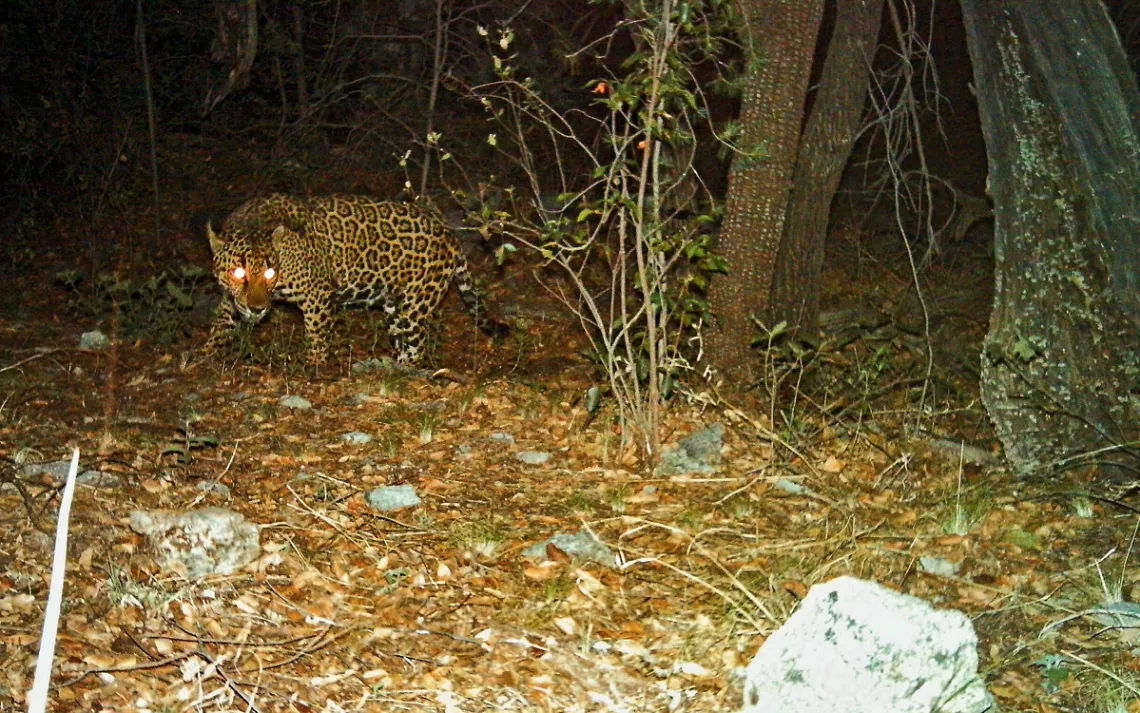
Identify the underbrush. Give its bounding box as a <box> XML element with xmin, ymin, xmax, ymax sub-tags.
<box><xmin>55</xmin><ymin>266</ymin><xmax>213</xmax><ymax>345</ymax></box>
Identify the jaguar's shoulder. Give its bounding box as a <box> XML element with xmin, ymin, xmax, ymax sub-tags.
<box><xmin>222</xmin><ymin>194</ymin><xmax>455</xmax><ymax>242</ymax></box>
<box><xmin>222</xmin><ymin>194</ymin><xmax>297</xmax><ymax>226</ymax></box>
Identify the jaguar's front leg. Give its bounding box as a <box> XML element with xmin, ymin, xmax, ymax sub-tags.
<box><xmin>298</xmin><ymin>292</ymin><xmax>334</xmax><ymax>365</ymax></box>
<box><xmin>388</xmin><ymin>312</ymin><xmax>426</xmax><ymax>366</ymax></box>
<box><xmin>205</xmin><ymin>296</ymin><xmax>240</xmax><ymax>356</ymax></box>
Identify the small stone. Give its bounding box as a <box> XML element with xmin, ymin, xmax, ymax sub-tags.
<box><xmin>919</xmin><ymin>556</ymin><xmax>961</xmax><ymax>578</ymax></box>
<box><xmin>657</xmin><ymin>423</ymin><xmax>724</xmax><ymax>476</ymax></box>
<box><xmin>351</xmin><ymin>358</ymin><xmax>385</xmax><ymax>374</ymax></box>
<box><xmin>278</xmin><ymin>395</ymin><xmax>312</xmax><ymax>410</ymax></box>
<box><xmin>79</xmin><ymin>330</ymin><xmax>110</xmax><ymax>351</ymax></box>
<box><xmin>524</xmin><ymin>530</ymin><xmax>614</xmax><ymax>567</ymax></box>
<box><xmin>76</xmin><ymin>470</ymin><xmax>122</xmax><ymax>489</ymax></box>
<box><xmin>342</xmin><ymin>431</ymin><xmax>373</xmax><ymax>444</ymax></box>
<box><xmin>516</xmin><ymin>450</ymin><xmax>551</xmax><ymax>465</ymax></box>
<box><xmin>196</xmin><ymin>480</ymin><xmax>231</xmax><ymax>496</ymax></box>
<box><xmin>366</xmin><ymin>484</ymin><xmax>421</xmax><ymax>511</ymax></box>
<box><xmin>18</xmin><ymin>460</ymin><xmax>73</xmax><ymax>481</ymax></box>
<box><xmin>488</xmin><ymin>432</ymin><xmax>515</xmax><ymax>444</ymax></box>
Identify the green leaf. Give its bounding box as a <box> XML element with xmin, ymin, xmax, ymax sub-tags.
<box><xmin>166</xmin><ymin>282</ymin><xmax>193</xmax><ymax>308</ymax></box>
<box><xmin>1011</xmin><ymin>337</ymin><xmax>1037</xmax><ymax>361</ymax></box>
<box><xmin>585</xmin><ymin>385</ymin><xmax>602</xmax><ymax>413</ymax></box>
<box><xmin>575</xmin><ymin>207</ymin><xmax>597</xmax><ymax>223</ymax></box>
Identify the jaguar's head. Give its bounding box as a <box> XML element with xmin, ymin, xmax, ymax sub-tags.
<box><xmin>207</xmin><ymin>223</ymin><xmax>287</xmax><ymax>320</ymax></box>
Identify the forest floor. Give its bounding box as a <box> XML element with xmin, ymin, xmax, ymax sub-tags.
<box><xmin>0</xmin><ymin>148</ymin><xmax>1137</xmax><ymax>713</ymax></box>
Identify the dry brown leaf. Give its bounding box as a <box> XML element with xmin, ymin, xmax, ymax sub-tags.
<box><xmin>782</xmin><ymin>580</ymin><xmax>808</xmax><ymax>599</ymax></box>
<box><xmin>83</xmin><ymin>653</ymin><xmax>134</xmax><ymax>668</ymax></box>
<box><xmin>139</xmin><ymin>478</ymin><xmax>166</xmax><ymax>494</ymax></box>
<box><xmin>626</xmin><ymin>488</ymin><xmax>659</xmax><ymax>504</ymax></box>
<box><xmin>821</xmin><ymin>455</ymin><xmax>846</xmax><ymax>473</ymax></box>
<box><xmin>553</xmin><ymin>616</ymin><xmax>577</xmax><ymax>635</ymax></box>
<box><xmin>523</xmin><ymin>563</ymin><xmax>562</xmax><ymax>580</ymax></box>
<box><xmin>0</xmin><ymin>593</ymin><xmax>35</xmax><ymax>613</ymax></box>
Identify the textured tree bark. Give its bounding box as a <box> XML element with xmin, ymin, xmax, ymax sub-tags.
<box><xmin>704</xmin><ymin>0</ymin><xmax>825</xmax><ymax>382</ymax></box>
<box><xmin>202</xmin><ymin>0</ymin><xmax>259</xmax><ymax>117</ymax></box>
<box><xmin>961</xmin><ymin>0</ymin><xmax>1140</xmax><ymax>478</ymax></box>
<box><xmin>771</xmin><ymin>0</ymin><xmax>884</xmax><ymax>339</ymax></box>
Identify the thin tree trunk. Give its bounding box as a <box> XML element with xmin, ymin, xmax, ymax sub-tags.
<box><xmin>961</xmin><ymin>0</ymin><xmax>1140</xmax><ymax>478</ymax></box>
<box><xmin>771</xmin><ymin>0</ymin><xmax>883</xmax><ymax>338</ymax></box>
<box><xmin>705</xmin><ymin>0</ymin><xmax>825</xmax><ymax>382</ymax></box>
<box><xmin>136</xmin><ymin>0</ymin><xmax>161</xmax><ymax>246</ymax></box>
<box><xmin>292</xmin><ymin>2</ymin><xmax>308</xmax><ymax>113</ymax></box>
<box><xmin>418</xmin><ymin>0</ymin><xmax>447</xmax><ymax>197</ymax></box>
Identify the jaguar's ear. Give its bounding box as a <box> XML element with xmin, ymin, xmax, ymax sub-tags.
<box><xmin>271</xmin><ymin>224</ymin><xmax>288</xmax><ymax>239</ymax></box>
<box><xmin>206</xmin><ymin>221</ymin><xmax>224</xmax><ymax>255</ymax></box>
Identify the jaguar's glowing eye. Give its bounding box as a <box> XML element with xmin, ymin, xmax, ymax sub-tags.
<box><xmin>264</xmin><ymin>267</ymin><xmax>276</xmax><ymax>280</ymax></box>
<box><xmin>232</xmin><ymin>267</ymin><xmax>247</xmax><ymax>280</ymax></box>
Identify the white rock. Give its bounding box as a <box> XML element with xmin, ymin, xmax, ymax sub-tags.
<box><xmin>278</xmin><ymin>394</ymin><xmax>312</xmax><ymax>410</ymax></box>
<box><xmin>365</xmin><ymin>484</ymin><xmax>421</xmax><ymax>511</ymax></box>
<box><xmin>130</xmin><ymin>507</ymin><xmax>261</xmax><ymax>579</ymax></box>
<box><xmin>741</xmin><ymin>576</ymin><xmax>995</xmax><ymax>713</ymax></box>
<box><xmin>515</xmin><ymin>450</ymin><xmax>551</xmax><ymax>464</ymax></box>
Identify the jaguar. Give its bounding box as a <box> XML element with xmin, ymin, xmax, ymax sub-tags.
<box><xmin>204</xmin><ymin>193</ymin><xmax>505</xmax><ymax>366</ymax></box>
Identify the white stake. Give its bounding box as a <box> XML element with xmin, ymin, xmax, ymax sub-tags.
<box><xmin>26</xmin><ymin>447</ymin><xmax>80</xmax><ymax>713</ymax></box>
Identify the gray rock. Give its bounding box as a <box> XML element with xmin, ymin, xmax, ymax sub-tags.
<box><xmin>18</xmin><ymin>460</ymin><xmax>74</xmax><ymax>481</ymax></box>
<box><xmin>129</xmin><ymin>507</ymin><xmax>261</xmax><ymax>579</ymax></box>
<box><xmin>488</xmin><ymin>432</ymin><xmax>515</xmax><ymax>444</ymax></box>
<box><xmin>75</xmin><ymin>470</ymin><xmax>122</xmax><ymax>489</ymax></box>
<box><xmin>351</xmin><ymin>358</ymin><xmax>385</xmax><ymax>374</ymax></box>
<box><xmin>278</xmin><ymin>394</ymin><xmax>312</xmax><ymax>410</ymax></box>
<box><xmin>516</xmin><ymin>450</ymin><xmax>551</xmax><ymax>465</ymax></box>
<box><xmin>196</xmin><ymin>480</ymin><xmax>231</xmax><ymax>496</ymax></box>
<box><xmin>15</xmin><ymin>460</ymin><xmax>114</xmax><ymax>488</ymax></box>
<box><xmin>79</xmin><ymin>330</ymin><xmax>110</xmax><ymax>350</ymax></box>
<box><xmin>919</xmin><ymin>555</ymin><xmax>962</xmax><ymax>578</ymax></box>
<box><xmin>524</xmin><ymin>530</ymin><xmax>615</xmax><ymax>568</ymax></box>
<box><xmin>342</xmin><ymin>431</ymin><xmax>373</xmax><ymax>444</ymax></box>
<box><xmin>657</xmin><ymin>423</ymin><xmax>723</xmax><ymax>476</ymax></box>
<box><xmin>927</xmin><ymin>438</ymin><xmax>1000</xmax><ymax>466</ymax></box>
<box><xmin>1092</xmin><ymin>601</ymin><xmax>1140</xmax><ymax>631</ymax></box>
<box><xmin>741</xmin><ymin>576</ymin><xmax>995</xmax><ymax>713</ymax></box>
<box><xmin>366</xmin><ymin>484</ymin><xmax>421</xmax><ymax>511</ymax></box>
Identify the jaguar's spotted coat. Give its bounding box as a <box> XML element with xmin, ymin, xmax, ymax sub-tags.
<box><xmin>205</xmin><ymin>194</ymin><xmax>504</xmax><ymax>365</ymax></box>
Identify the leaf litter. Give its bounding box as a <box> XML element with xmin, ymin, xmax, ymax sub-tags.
<box><xmin>0</xmin><ymin>246</ymin><xmax>1138</xmax><ymax>713</ymax></box>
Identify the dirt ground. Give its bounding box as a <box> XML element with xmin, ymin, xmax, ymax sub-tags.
<box><xmin>0</xmin><ymin>145</ymin><xmax>1137</xmax><ymax>713</ymax></box>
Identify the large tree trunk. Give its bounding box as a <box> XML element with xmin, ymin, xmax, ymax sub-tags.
<box><xmin>705</xmin><ymin>0</ymin><xmax>825</xmax><ymax>382</ymax></box>
<box><xmin>771</xmin><ymin>0</ymin><xmax>884</xmax><ymax>338</ymax></box>
<box><xmin>961</xmin><ymin>0</ymin><xmax>1140</xmax><ymax>477</ymax></box>
<box><xmin>202</xmin><ymin>0</ymin><xmax>259</xmax><ymax>116</ymax></box>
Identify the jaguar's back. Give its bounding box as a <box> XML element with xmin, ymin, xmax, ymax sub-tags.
<box><xmin>206</xmin><ymin>194</ymin><xmax>503</xmax><ymax>365</ymax></box>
